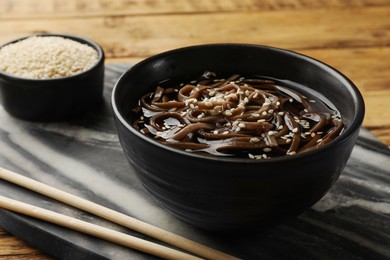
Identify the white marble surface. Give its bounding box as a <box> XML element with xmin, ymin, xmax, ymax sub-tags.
<box><xmin>0</xmin><ymin>64</ymin><xmax>389</xmax><ymax>259</ymax></box>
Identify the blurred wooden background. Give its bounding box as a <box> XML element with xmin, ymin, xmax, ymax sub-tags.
<box><xmin>0</xmin><ymin>0</ymin><xmax>389</xmax><ymax>258</ymax></box>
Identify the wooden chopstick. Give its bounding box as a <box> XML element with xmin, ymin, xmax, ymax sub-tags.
<box><xmin>0</xmin><ymin>167</ymin><xmax>238</xmax><ymax>260</ymax></box>
<box><xmin>0</xmin><ymin>195</ymin><xmax>201</xmax><ymax>260</ymax></box>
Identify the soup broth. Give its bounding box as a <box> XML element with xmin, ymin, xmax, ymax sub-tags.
<box><xmin>130</xmin><ymin>72</ymin><xmax>343</xmax><ymax>159</ymax></box>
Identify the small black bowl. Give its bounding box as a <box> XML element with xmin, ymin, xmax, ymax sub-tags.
<box><xmin>0</xmin><ymin>34</ymin><xmax>105</xmax><ymax>121</ymax></box>
<box><xmin>112</xmin><ymin>44</ymin><xmax>365</xmax><ymax>231</ymax></box>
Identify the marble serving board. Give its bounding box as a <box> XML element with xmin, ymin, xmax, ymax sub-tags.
<box><xmin>0</xmin><ymin>64</ymin><xmax>389</xmax><ymax>260</ymax></box>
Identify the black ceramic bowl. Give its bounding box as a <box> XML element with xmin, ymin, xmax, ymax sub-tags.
<box><xmin>112</xmin><ymin>44</ymin><xmax>365</xmax><ymax>231</ymax></box>
<box><xmin>0</xmin><ymin>34</ymin><xmax>105</xmax><ymax>121</ymax></box>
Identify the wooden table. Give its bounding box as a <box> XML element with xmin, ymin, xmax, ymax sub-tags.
<box><xmin>0</xmin><ymin>0</ymin><xmax>389</xmax><ymax>258</ymax></box>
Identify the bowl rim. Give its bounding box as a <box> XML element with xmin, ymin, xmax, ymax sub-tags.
<box><xmin>112</xmin><ymin>43</ymin><xmax>365</xmax><ymax>163</ymax></box>
<box><xmin>0</xmin><ymin>33</ymin><xmax>104</xmax><ymax>82</ymax></box>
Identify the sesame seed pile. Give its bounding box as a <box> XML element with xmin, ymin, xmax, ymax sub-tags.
<box><xmin>0</xmin><ymin>36</ymin><xmax>98</xmax><ymax>79</ymax></box>
<box><xmin>131</xmin><ymin>72</ymin><xmax>343</xmax><ymax>159</ymax></box>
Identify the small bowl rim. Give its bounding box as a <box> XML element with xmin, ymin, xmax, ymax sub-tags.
<box><xmin>0</xmin><ymin>33</ymin><xmax>104</xmax><ymax>82</ymax></box>
<box><xmin>112</xmin><ymin>43</ymin><xmax>365</xmax><ymax>163</ymax></box>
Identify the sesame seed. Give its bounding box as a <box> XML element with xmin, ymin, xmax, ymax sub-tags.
<box><xmin>292</xmin><ymin>127</ymin><xmax>298</xmax><ymax>133</ymax></box>
<box><xmin>287</xmin><ymin>151</ymin><xmax>296</xmax><ymax>155</ymax></box>
<box><xmin>257</xmin><ymin>119</ymin><xmax>266</xmax><ymax>122</ymax></box>
<box><xmin>311</xmin><ymin>132</ymin><xmax>316</xmax><ymax>137</ymax></box>
<box><xmin>263</xmin><ymin>147</ymin><xmax>272</xmax><ymax>152</ymax></box>
<box><xmin>248</xmin><ymin>153</ymin><xmax>255</xmax><ymax>159</ymax></box>
<box><xmin>225</xmin><ymin>111</ymin><xmax>233</xmax><ymax>116</ymax></box>
<box><xmin>278</xmin><ymin>125</ymin><xmax>284</xmax><ymax>130</ymax></box>
<box><xmin>253</xmin><ymin>113</ymin><xmax>260</xmax><ymax>117</ymax></box>
<box><xmin>187</xmin><ymin>98</ymin><xmax>197</xmax><ymax>104</ymax></box>
<box><xmin>276</xmin><ymin>101</ymin><xmax>281</xmax><ymax>106</ymax></box>
<box><xmin>289</xmin><ymin>98</ymin><xmax>294</xmax><ymax>103</ymax></box>
<box><xmin>317</xmin><ymin>138</ymin><xmax>323</xmax><ymax>143</ymax></box>
<box><xmin>222</xmin><ymin>131</ymin><xmax>229</xmax><ymax>134</ymax></box>
<box><xmin>225</xmin><ymin>93</ymin><xmax>237</xmax><ymax>99</ymax></box>
<box><xmin>205</xmin><ymin>101</ymin><xmax>213</xmax><ymax>107</ymax></box>
<box><xmin>278</xmin><ymin>112</ymin><xmax>285</xmax><ymax>116</ymax></box>
<box><xmin>238</xmin><ymin>122</ymin><xmax>246</xmax><ymax>128</ymax></box>
<box><xmin>286</xmin><ymin>139</ymin><xmax>292</xmax><ymax>143</ymax></box>
<box><xmin>262</xmin><ymin>111</ymin><xmax>268</xmax><ymax>116</ymax></box>
<box><xmin>262</xmin><ymin>154</ymin><xmax>268</xmax><ymax>159</ymax></box>
<box><xmin>268</xmin><ymin>131</ymin><xmax>275</xmax><ymax>136</ymax></box>
<box><xmin>235</xmin><ymin>127</ymin><xmax>241</xmax><ymax>132</ymax></box>
<box><xmin>250</xmin><ymin>137</ymin><xmax>260</xmax><ymax>143</ymax></box>
<box><xmin>317</xmin><ymin>132</ymin><xmax>323</xmax><ymax>134</ymax></box>
<box><xmin>197</xmin><ymin>113</ymin><xmax>204</xmax><ymax>119</ymax></box>
<box><xmin>214</xmin><ymin>105</ymin><xmax>222</xmax><ymax>112</ymax></box>
<box><xmin>253</xmin><ymin>93</ymin><xmax>259</xmax><ymax>98</ymax></box>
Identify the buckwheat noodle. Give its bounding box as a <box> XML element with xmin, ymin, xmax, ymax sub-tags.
<box><xmin>131</xmin><ymin>72</ymin><xmax>343</xmax><ymax>159</ymax></box>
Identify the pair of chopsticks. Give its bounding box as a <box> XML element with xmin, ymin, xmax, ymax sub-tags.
<box><xmin>0</xmin><ymin>167</ymin><xmax>238</xmax><ymax>260</ymax></box>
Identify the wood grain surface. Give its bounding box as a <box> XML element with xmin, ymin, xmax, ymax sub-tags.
<box><xmin>0</xmin><ymin>0</ymin><xmax>389</xmax><ymax>259</ymax></box>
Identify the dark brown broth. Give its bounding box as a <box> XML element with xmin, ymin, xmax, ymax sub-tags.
<box><xmin>130</xmin><ymin>72</ymin><xmax>343</xmax><ymax>159</ymax></box>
